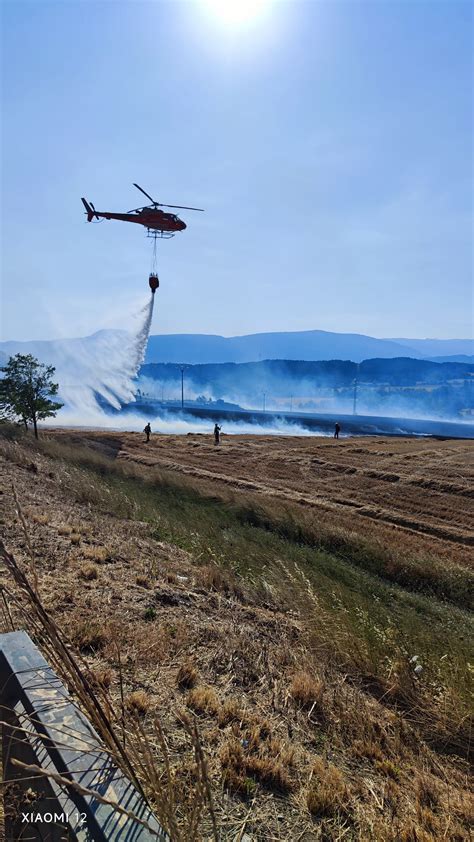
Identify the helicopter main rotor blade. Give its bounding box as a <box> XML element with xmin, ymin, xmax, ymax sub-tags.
<box><xmin>160</xmin><ymin>203</ymin><xmax>205</xmax><ymax>212</ymax></box>
<box><xmin>133</xmin><ymin>183</ymin><xmax>157</xmax><ymax>205</ymax></box>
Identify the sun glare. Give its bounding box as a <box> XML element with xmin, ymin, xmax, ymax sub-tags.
<box><xmin>202</xmin><ymin>0</ymin><xmax>270</xmax><ymax>27</ymax></box>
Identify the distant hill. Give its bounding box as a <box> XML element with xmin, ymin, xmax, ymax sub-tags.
<box><xmin>140</xmin><ymin>357</ymin><xmax>473</xmax><ymax>391</ymax></box>
<box><xmin>139</xmin><ymin>357</ymin><xmax>473</xmax><ymax>420</ymax></box>
<box><xmin>1</xmin><ymin>329</ymin><xmax>472</xmax><ymax>368</ymax></box>
<box><xmin>143</xmin><ymin>331</ymin><xmax>411</xmax><ymax>364</ymax></box>
<box><xmin>143</xmin><ymin>331</ymin><xmax>474</xmax><ymax>365</ymax></box>
<box><xmin>389</xmin><ymin>338</ymin><xmax>474</xmax><ymax>358</ymax></box>
<box><xmin>427</xmin><ymin>355</ymin><xmax>474</xmax><ymax>364</ymax></box>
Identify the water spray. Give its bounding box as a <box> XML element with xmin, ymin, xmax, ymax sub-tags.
<box><xmin>50</xmin><ymin>292</ymin><xmax>156</xmax><ymax>417</ymax></box>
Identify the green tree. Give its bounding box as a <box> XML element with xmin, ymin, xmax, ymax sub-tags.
<box><xmin>0</xmin><ymin>354</ymin><xmax>63</xmax><ymax>439</ymax></box>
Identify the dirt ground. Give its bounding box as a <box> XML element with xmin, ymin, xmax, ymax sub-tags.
<box><xmin>53</xmin><ymin>430</ymin><xmax>474</xmax><ymax>567</ymax></box>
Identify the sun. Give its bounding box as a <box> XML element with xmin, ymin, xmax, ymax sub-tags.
<box><xmin>202</xmin><ymin>0</ymin><xmax>270</xmax><ymax>27</ymax></box>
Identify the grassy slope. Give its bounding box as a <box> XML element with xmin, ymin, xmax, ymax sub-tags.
<box><xmin>0</xmin><ymin>427</ymin><xmax>472</xmax><ymax>841</ymax></box>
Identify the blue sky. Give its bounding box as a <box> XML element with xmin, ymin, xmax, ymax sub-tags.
<box><xmin>1</xmin><ymin>0</ymin><xmax>472</xmax><ymax>341</ymax></box>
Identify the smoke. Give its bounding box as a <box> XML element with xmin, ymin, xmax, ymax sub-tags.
<box><xmin>45</xmin><ymin>407</ymin><xmax>321</xmax><ymax>436</ymax></box>
<box><xmin>37</xmin><ymin>297</ymin><xmax>327</xmax><ymax>435</ymax></box>
<box><xmin>137</xmin><ymin>360</ymin><xmax>473</xmax><ymax>422</ymax></box>
<box><xmin>44</xmin><ymin>297</ymin><xmax>323</xmax><ymax>435</ymax></box>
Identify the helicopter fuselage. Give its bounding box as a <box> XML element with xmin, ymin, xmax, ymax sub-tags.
<box><xmin>92</xmin><ymin>209</ymin><xmax>186</xmax><ymax>232</ymax></box>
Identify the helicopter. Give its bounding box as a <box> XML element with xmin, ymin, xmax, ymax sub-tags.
<box><xmin>81</xmin><ymin>183</ymin><xmax>204</xmax><ymax>237</ymax></box>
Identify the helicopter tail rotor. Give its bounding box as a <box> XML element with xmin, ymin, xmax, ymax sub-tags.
<box><xmin>81</xmin><ymin>198</ymin><xmax>99</xmax><ymax>221</ymax></box>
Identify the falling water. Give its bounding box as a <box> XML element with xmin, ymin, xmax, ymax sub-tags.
<box><xmin>128</xmin><ymin>294</ymin><xmax>155</xmax><ymax>377</ymax></box>
<box><xmin>52</xmin><ymin>293</ymin><xmax>156</xmax><ymax>417</ymax></box>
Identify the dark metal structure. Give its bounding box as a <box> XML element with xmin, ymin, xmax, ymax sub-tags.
<box><xmin>0</xmin><ymin>630</ymin><xmax>168</xmax><ymax>841</ymax></box>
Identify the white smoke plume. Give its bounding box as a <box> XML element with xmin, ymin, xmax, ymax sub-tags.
<box><xmin>45</xmin><ymin>408</ymin><xmax>321</xmax><ymax>437</ymax></box>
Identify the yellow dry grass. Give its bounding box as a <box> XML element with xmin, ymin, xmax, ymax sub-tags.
<box><xmin>1</xmin><ymin>428</ymin><xmax>472</xmax><ymax>841</ymax></box>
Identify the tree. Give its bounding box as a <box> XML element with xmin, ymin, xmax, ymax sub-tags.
<box><xmin>0</xmin><ymin>354</ymin><xmax>63</xmax><ymax>438</ymax></box>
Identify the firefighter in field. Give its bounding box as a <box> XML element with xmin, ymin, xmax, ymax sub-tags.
<box><xmin>213</xmin><ymin>423</ymin><xmax>222</xmax><ymax>446</ymax></box>
<box><xmin>144</xmin><ymin>422</ymin><xmax>151</xmax><ymax>443</ymax></box>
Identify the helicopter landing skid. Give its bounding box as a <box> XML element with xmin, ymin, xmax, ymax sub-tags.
<box><xmin>146</xmin><ymin>229</ymin><xmax>175</xmax><ymax>239</ymax></box>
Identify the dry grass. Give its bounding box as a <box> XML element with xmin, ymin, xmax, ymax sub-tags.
<box><xmin>30</xmin><ymin>511</ymin><xmax>50</xmax><ymax>525</ymax></box>
<box><xmin>289</xmin><ymin>670</ymin><xmax>325</xmax><ymax>714</ymax></box>
<box><xmin>0</xmin><ymin>539</ymin><xmax>217</xmax><ymax>841</ymax></box>
<box><xmin>69</xmin><ymin>619</ymin><xmax>111</xmax><ymax>653</ymax></box>
<box><xmin>217</xmin><ymin>698</ymin><xmax>244</xmax><ymax>727</ymax></box>
<box><xmin>125</xmin><ymin>690</ymin><xmax>151</xmax><ymax>717</ymax></box>
<box><xmin>351</xmin><ymin>738</ymin><xmax>385</xmax><ymax>762</ymax></box>
<box><xmin>57</xmin><ymin>524</ymin><xmax>72</xmax><ymax>536</ymax></box>
<box><xmin>195</xmin><ymin>564</ymin><xmax>244</xmax><ymax>601</ymax></box>
<box><xmin>415</xmin><ymin>774</ymin><xmax>440</xmax><ymax>811</ymax></box>
<box><xmin>1</xmin><ymin>428</ymin><xmax>473</xmax><ymax>840</ymax></box>
<box><xmin>186</xmin><ymin>686</ymin><xmax>220</xmax><ymax>717</ymax></box>
<box><xmin>176</xmin><ymin>660</ymin><xmax>199</xmax><ymax>690</ymax></box>
<box><xmin>306</xmin><ymin>757</ymin><xmax>348</xmax><ymax>818</ymax></box>
<box><xmin>220</xmin><ymin>738</ymin><xmax>293</xmax><ymax>796</ymax></box>
<box><xmin>136</xmin><ymin>574</ymin><xmax>152</xmax><ymax>588</ymax></box>
<box><xmin>88</xmin><ymin>666</ymin><xmax>114</xmax><ymax>690</ymax></box>
<box><xmin>375</xmin><ymin>758</ymin><xmax>401</xmax><ymax>780</ymax></box>
<box><xmin>80</xmin><ymin>563</ymin><xmax>98</xmax><ymax>581</ymax></box>
<box><xmin>82</xmin><ymin>545</ymin><xmax>110</xmax><ymax>562</ymax></box>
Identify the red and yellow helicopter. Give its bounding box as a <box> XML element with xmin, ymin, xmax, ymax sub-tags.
<box><xmin>81</xmin><ymin>184</ymin><xmax>204</xmax><ymax>293</ymax></box>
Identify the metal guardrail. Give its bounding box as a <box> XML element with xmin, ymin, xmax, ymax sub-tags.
<box><xmin>0</xmin><ymin>630</ymin><xmax>168</xmax><ymax>841</ymax></box>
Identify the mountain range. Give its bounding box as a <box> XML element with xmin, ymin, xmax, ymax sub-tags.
<box><xmin>1</xmin><ymin>329</ymin><xmax>472</xmax><ymax>367</ymax></box>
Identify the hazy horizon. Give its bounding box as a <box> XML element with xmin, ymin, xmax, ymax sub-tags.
<box><xmin>1</xmin><ymin>324</ymin><xmax>472</xmax><ymax>345</ymax></box>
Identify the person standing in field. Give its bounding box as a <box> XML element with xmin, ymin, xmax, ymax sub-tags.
<box><xmin>144</xmin><ymin>422</ymin><xmax>151</xmax><ymax>443</ymax></box>
<box><xmin>213</xmin><ymin>423</ymin><xmax>222</xmax><ymax>446</ymax></box>
<box><xmin>334</xmin><ymin>422</ymin><xmax>341</xmax><ymax>439</ymax></box>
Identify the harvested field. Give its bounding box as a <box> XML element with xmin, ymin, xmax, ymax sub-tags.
<box><xmin>1</xmin><ymin>427</ymin><xmax>472</xmax><ymax>841</ymax></box>
<box><xmin>54</xmin><ymin>430</ymin><xmax>474</xmax><ymax>567</ymax></box>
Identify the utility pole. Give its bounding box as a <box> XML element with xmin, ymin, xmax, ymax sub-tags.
<box><xmin>177</xmin><ymin>365</ymin><xmax>188</xmax><ymax>411</ymax></box>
